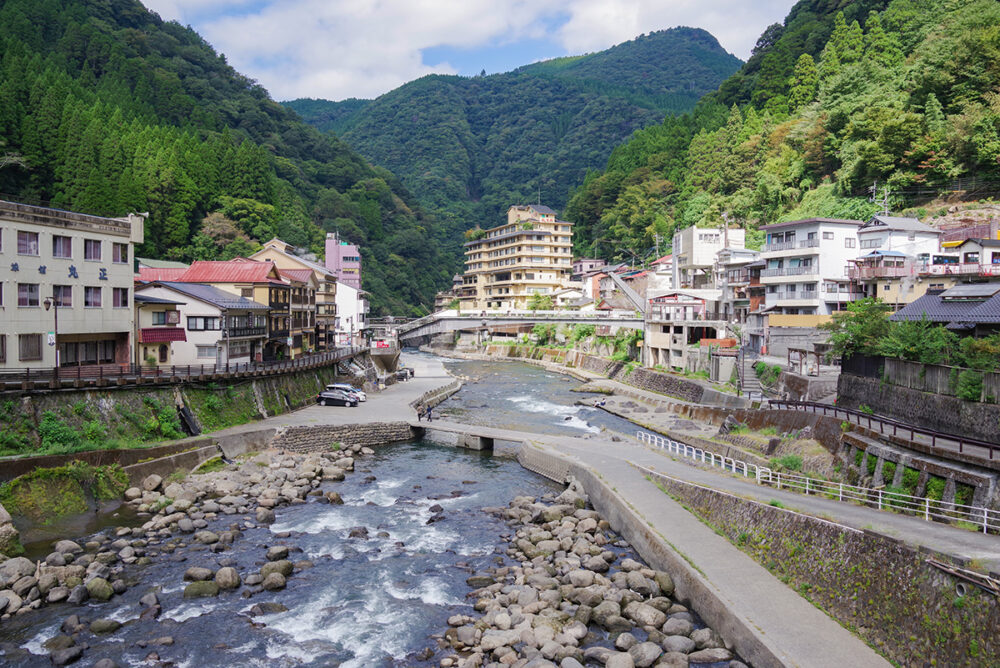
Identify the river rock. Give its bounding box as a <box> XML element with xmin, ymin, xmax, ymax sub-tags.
<box><xmin>690</xmin><ymin>627</ymin><xmax>724</xmax><ymax>650</ymax></box>
<box><xmin>583</xmin><ymin>555</ymin><xmax>609</xmax><ymax>572</ymax></box>
<box><xmin>466</xmin><ymin>574</ymin><xmax>495</xmax><ymax>588</ymax></box>
<box><xmin>0</xmin><ymin>556</ymin><xmax>35</xmax><ymax>582</ymax></box>
<box><xmin>44</xmin><ymin>635</ymin><xmax>75</xmax><ymax>651</ymax></box>
<box><xmin>615</xmin><ymin>632</ymin><xmax>638</xmax><ymax>651</ymax></box>
<box><xmin>261</xmin><ymin>560</ymin><xmax>293</xmax><ymax>578</ymax></box>
<box><xmin>325</xmin><ymin>491</ymin><xmax>344</xmax><ymax>504</ymax></box>
<box><xmin>567</xmin><ymin>569</ymin><xmax>594</xmax><ymax>588</ymax></box>
<box><xmin>0</xmin><ymin>590</ymin><xmax>22</xmax><ymax>614</ymax></box>
<box><xmin>656</xmin><ymin>651</ymin><xmax>689</xmax><ymax>668</ymax></box>
<box><xmin>90</xmin><ymin>618</ymin><xmax>122</xmax><ymax>634</ymax></box>
<box><xmin>348</xmin><ymin>527</ymin><xmax>368</xmax><ymax>539</ymax></box>
<box><xmin>687</xmin><ymin>647</ymin><xmax>733</xmax><ymax>663</ymax></box>
<box><xmin>591</xmin><ymin>600</ymin><xmax>621</xmax><ymax>628</ymax></box>
<box><xmin>142</xmin><ymin>474</ymin><xmax>163</xmax><ymax>492</ymax></box>
<box><xmin>47</xmin><ymin>586</ymin><xmax>70</xmax><ymax>603</ymax></box>
<box><xmin>560</xmin><ymin>659</ymin><xmax>585</xmax><ymax>668</ymax></box>
<box><xmin>49</xmin><ymin>646</ymin><xmax>84</xmax><ymax>666</ymax></box>
<box><xmin>262</xmin><ymin>572</ymin><xmax>286</xmax><ymax>591</ymax></box>
<box><xmin>177</xmin><ymin>518</ymin><xmax>195</xmax><ymax>533</ymax></box>
<box><xmin>605</xmin><ymin>652</ymin><xmax>634</xmax><ymax>668</ymax></box>
<box><xmin>249</xmin><ymin>601</ymin><xmax>288</xmax><ymax>615</ymax></box>
<box><xmin>256</xmin><ymin>507</ymin><xmax>275</xmax><ymax>524</ymax></box>
<box><xmin>627</xmin><ymin>642</ymin><xmax>662</xmax><ymax>667</ymax></box>
<box><xmin>661</xmin><ymin>618</ymin><xmax>692</xmax><ymax>637</ymax></box>
<box><xmin>624</xmin><ymin>601</ymin><xmax>666</xmax><ymax>628</ymax></box>
<box><xmin>66</xmin><ymin>585</ymin><xmax>89</xmax><ymax>605</ymax></box>
<box><xmin>86</xmin><ymin>577</ymin><xmax>113</xmax><ymax>601</ymax></box>
<box><xmin>183</xmin><ymin>581</ymin><xmax>219</xmax><ymax>598</ymax></box>
<box><xmin>11</xmin><ymin>575</ymin><xmax>37</xmax><ymax>597</ymax></box>
<box><xmin>139</xmin><ymin>592</ymin><xmax>159</xmax><ymax>608</ymax></box>
<box><xmin>266</xmin><ymin>546</ymin><xmax>289</xmax><ymax>561</ymax></box>
<box><xmin>124</xmin><ymin>487</ymin><xmax>142</xmax><ymax>501</ymax></box>
<box><xmin>184</xmin><ymin>567</ymin><xmax>214</xmax><ymax>581</ymax></box>
<box><xmin>215</xmin><ymin>567</ymin><xmax>240</xmax><ymax>590</ymax></box>
<box><xmin>93</xmin><ymin>659</ymin><xmax>121</xmax><ymax>668</ymax></box>
<box><xmin>194</xmin><ymin>531</ymin><xmax>219</xmax><ymax>545</ymax></box>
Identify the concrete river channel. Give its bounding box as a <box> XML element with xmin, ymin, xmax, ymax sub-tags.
<box><xmin>0</xmin><ymin>356</ymin><xmax>740</xmax><ymax>667</ymax></box>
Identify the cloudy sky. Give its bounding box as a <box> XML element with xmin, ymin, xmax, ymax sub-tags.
<box><xmin>144</xmin><ymin>0</ymin><xmax>795</xmax><ymax>102</ymax></box>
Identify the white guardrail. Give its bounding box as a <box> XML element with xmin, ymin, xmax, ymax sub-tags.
<box><xmin>635</xmin><ymin>431</ymin><xmax>999</xmax><ymax>535</ymax></box>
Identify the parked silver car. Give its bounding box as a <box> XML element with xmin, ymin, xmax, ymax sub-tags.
<box><xmin>326</xmin><ymin>383</ymin><xmax>366</xmax><ymax>402</ymax></box>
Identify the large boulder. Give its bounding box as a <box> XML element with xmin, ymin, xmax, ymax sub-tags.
<box><xmin>260</xmin><ymin>560</ymin><xmax>293</xmax><ymax>579</ymax></box>
<box><xmin>85</xmin><ymin>577</ymin><xmax>113</xmax><ymax>601</ymax></box>
<box><xmin>141</xmin><ymin>474</ymin><xmax>163</xmax><ymax>492</ymax></box>
<box><xmin>183</xmin><ymin>581</ymin><xmax>219</xmax><ymax>598</ymax></box>
<box><xmin>627</xmin><ymin>642</ymin><xmax>662</xmax><ymax>668</ymax></box>
<box><xmin>261</xmin><ymin>572</ymin><xmax>286</xmax><ymax>591</ymax></box>
<box><xmin>0</xmin><ymin>556</ymin><xmax>35</xmax><ymax>582</ymax></box>
<box><xmin>0</xmin><ymin>590</ymin><xmax>23</xmax><ymax>614</ymax></box>
<box><xmin>214</xmin><ymin>567</ymin><xmax>240</xmax><ymax>590</ymax></box>
<box><xmin>266</xmin><ymin>546</ymin><xmax>289</xmax><ymax>562</ymax></box>
<box><xmin>89</xmin><ymin>619</ymin><xmax>122</xmax><ymax>634</ymax></box>
<box><xmin>624</xmin><ymin>601</ymin><xmax>667</xmax><ymax>628</ymax></box>
<box><xmin>183</xmin><ymin>567</ymin><xmax>214</xmax><ymax>582</ymax></box>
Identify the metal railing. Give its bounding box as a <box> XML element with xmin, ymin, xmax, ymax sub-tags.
<box><xmin>768</xmin><ymin>400</ymin><xmax>999</xmax><ymax>461</ymax></box>
<box><xmin>0</xmin><ymin>347</ymin><xmax>364</xmax><ymax>387</ymax></box>
<box><xmin>635</xmin><ymin>431</ymin><xmax>998</xmax><ymax>534</ymax></box>
<box><xmin>761</xmin><ymin>266</ymin><xmax>819</xmax><ymax>278</ymax></box>
<box><xmin>764</xmin><ymin>239</ymin><xmax>821</xmax><ymax>252</ymax></box>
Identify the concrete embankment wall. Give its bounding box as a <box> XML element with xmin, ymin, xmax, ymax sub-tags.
<box><xmin>0</xmin><ymin>361</ymin><xmax>371</xmax><ymax>460</ymax></box>
<box><xmin>515</xmin><ymin>444</ymin><xmax>784</xmax><ymax>668</ymax></box>
<box><xmin>271</xmin><ymin>423</ymin><xmax>417</xmax><ymax>454</ymax></box>
<box><xmin>649</xmin><ymin>469</ymin><xmax>999</xmax><ymax>667</ymax></box>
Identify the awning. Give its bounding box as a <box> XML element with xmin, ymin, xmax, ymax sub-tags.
<box><xmin>139</xmin><ymin>327</ymin><xmax>187</xmax><ymax>343</ymax></box>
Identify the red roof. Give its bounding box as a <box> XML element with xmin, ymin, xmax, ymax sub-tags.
<box><xmin>176</xmin><ymin>259</ymin><xmax>281</xmax><ymax>284</ymax></box>
<box><xmin>277</xmin><ymin>268</ymin><xmax>313</xmax><ymax>283</ymax></box>
<box><xmin>138</xmin><ymin>267</ymin><xmax>187</xmax><ymax>282</ymax></box>
<box><xmin>651</xmin><ymin>254</ymin><xmax>673</xmax><ymax>265</ymax></box>
<box><xmin>139</xmin><ymin>327</ymin><xmax>187</xmax><ymax>343</ymax></box>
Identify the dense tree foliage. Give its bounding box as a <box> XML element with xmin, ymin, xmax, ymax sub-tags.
<box><xmin>285</xmin><ymin>28</ymin><xmax>741</xmax><ymax>260</ymax></box>
<box><xmin>565</xmin><ymin>0</ymin><xmax>1000</xmax><ymax>261</ymax></box>
<box><xmin>0</xmin><ymin>0</ymin><xmax>446</xmax><ymax>315</ymax></box>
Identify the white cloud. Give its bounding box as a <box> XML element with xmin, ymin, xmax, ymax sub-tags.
<box><xmin>142</xmin><ymin>0</ymin><xmax>793</xmax><ymax>101</ymax></box>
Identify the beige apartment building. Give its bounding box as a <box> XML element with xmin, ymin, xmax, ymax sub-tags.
<box><xmin>0</xmin><ymin>199</ymin><xmax>144</xmax><ymax>369</ymax></box>
<box><xmin>460</xmin><ymin>204</ymin><xmax>574</xmax><ymax>310</ymax></box>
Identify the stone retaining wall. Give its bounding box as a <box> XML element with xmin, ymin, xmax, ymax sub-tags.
<box><xmin>648</xmin><ymin>469</ymin><xmax>999</xmax><ymax>667</ymax></box>
<box><xmin>271</xmin><ymin>422</ymin><xmax>416</xmax><ymax>454</ymax></box>
<box><xmin>838</xmin><ymin>373</ymin><xmax>1000</xmax><ymax>445</ymax></box>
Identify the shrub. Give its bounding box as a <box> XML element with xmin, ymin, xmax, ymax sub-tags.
<box><xmin>82</xmin><ymin>420</ymin><xmax>107</xmax><ymax>443</ymax></box>
<box><xmin>956</xmin><ymin>370</ymin><xmax>983</xmax><ymax>401</ymax></box>
<box><xmin>881</xmin><ymin>461</ymin><xmax>896</xmax><ymax>483</ymax></box>
<box><xmin>858</xmin><ymin>404</ymin><xmax>874</xmax><ymax>415</ymax></box>
<box><xmin>38</xmin><ymin>411</ymin><xmax>82</xmax><ymax>452</ymax></box>
<box><xmin>570</xmin><ymin>324</ymin><xmax>595</xmax><ymax>344</ymax></box>
<box><xmin>901</xmin><ymin>467</ymin><xmax>920</xmax><ymax>494</ymax></box>
<box><xmin>770</xmin><ymin>455</ymin><xmax>802</xmax><ymax>471</ymax></box>
<box><xmin>866</xmin><ymin>455</ymin><xmax>877</xmax><ymax>476</ymax></box>
<box><xmin>925</xmin><ymin>476</ymin><xmax>946</xmax><ymax>501</ymax></box>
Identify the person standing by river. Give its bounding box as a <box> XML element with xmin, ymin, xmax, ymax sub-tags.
<box><xmin>426</xmin><ymin>405</ymin><xmax>433</xmax><ymax>421</ymax></box>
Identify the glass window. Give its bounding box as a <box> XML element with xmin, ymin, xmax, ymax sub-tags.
<box><xmin>845</xmin><ymin>238</ymin><xmax>856</xmax><ymax>248</ymax></box>
<box><xmin>113</xmin><ymin>287</ymin><xmax>128</xmax><ymax>308</ymax></box>
<box><xmin>152</xmin><ymin>311</ymin><xmax>166</xmax><ymax>325</ymax></box>
<box><xmin>18</xmin><ymin>334</ymin><xmax>42</xmax><ymax>361</ymax></box>
<box><xmin>112</xmin><ymin>243</ymin><xmax>128</xmax><ymax>264</ymax></box>
<box><xmin>0</xmin><ymin>335</ymin><xmax>5</xmax><ymax>363</ymax></box>
<box><xmin>84</xmin><ymin>239</ymin><xmax>101</xmax><ymax>261</ymax></box>
<box><xmin>52</xmin><ymin>235</ymin><xmax>72</xmax><ymax>258</ymax></box>
<box><xmin>196</xmin><ymin>345</ymin><xmax>216</xmax><ymax>358</ymax></box>
<box><xmin>17</xmin><ymin>231</ymin><xmax>39</xmax><ymax>255</ymax></box>
<box><xmin>17</xmin><ymin>283</ymin><xmax>39</xmax><ymax>307</ymax></box>
<box><xmin>84</xmin><ymin>286</ymin><xmax>102</xmax><ymax>307</ymax></box>
<box><xmin>53</xmin><ymin>285</ymin><xmax>72</xmax><ymax>307</ymax></box>
<box><xmin>822</xmin><ymin>232</ymin><xmax>834</xmax><ymax>240</ymax></box>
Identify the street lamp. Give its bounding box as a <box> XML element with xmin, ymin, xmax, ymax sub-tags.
<box><xmin>43</xmin><ymin>295</ymin><xmax>59</xmax><ymax>370</ymax></box>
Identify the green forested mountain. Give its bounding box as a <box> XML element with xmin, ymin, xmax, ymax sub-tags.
<box><xmin>0</xmin><ymin>0</ymin><xmax>446</xmax><ymax>315</ymax></box>
<box><xmin>284</xmin><ymin>28</ymin><xmax>741</xmax><ymax>259</ymax></box>
<box><xmin>565</xmin><ymin>0</ymin><xmax>1000</xmax><ymax>260</ymax></box>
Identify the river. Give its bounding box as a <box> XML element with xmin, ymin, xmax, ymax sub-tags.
<box><xmin>0</xmin><ymin>355</ymin><xmax>667</xmax><ymax>666</ymax></box>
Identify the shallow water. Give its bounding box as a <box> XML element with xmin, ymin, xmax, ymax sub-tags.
<box><xmin>0</xmin><ymin>441</ymin><xmax>560</xmax><ymax>667</ymax></box>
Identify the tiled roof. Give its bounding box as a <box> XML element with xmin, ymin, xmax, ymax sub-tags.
<box><xmin>134</xmin><ymin>294</ymin><xmax>185</xmax><ymax>305</ymax></box>
<box><xmin>139</xmin><ymin>327</ymin><xmax>187</xmax><ymax>343</ymax></box>
<box><xmin>277</xmin><ymin>268</ymin><xmax>313</xmax><ymax>283</ymax></box>
<box><xmin>890</xmin><ymin>289</ymin><xmax>1000</xmax><ymax>325</ymax></box>
<box><xmin>177</xmin><ymin>259</ymin><xmax>279</xmax><ymax>284</ymax></box>
<box><xmin>148</xmin><ymin>282</ymin><xmax>270</xmax><ymax>310</ymax></box>
<box><xmin>528</xmin><ymin>204</ymin><xmax>556</xmax><ymax>215</ymax></box>
<box><xmin>760</xmin><ymin>218</ymin><xmax>861</xmax><ymax>230</ymax></box>
<box><xmin>138</xmin><ymin>267</ymin><xmax>187</xmax><ymax>281</ymax></box>
<box><xmin>859</xmin><ymin>215</ymin><xmax>938</xmax><ymax>234</ymax></box>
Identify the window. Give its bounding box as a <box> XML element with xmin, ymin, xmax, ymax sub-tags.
<box><xmin>929</xmin><ymin>283</ymin><xmax>944</xmax><ymax>290</ymax></box>
<box><xmin>113</xmin><ymin>287</ymin><xmax>128</xmax><ymax>308</ymax></box>
<box><xmin>84</xmin><ymin>286</ymin><xmax>102</xmax><ymax>307</ymax></box>
<box><xmin>860</xmin><ymin>239</ymin><xmax>879</xmax><ymax>249</ymax></box>
<box><xmin>822</xmin><ymin>232</ymin><xmax>834</xmax><ymax>240</ymax></box>
<box><xmin>17</xmin><ymin>231</ymin><xmax>39</xmax><ymax>255</ymax></box>
<box><xmin>52</xmin><ymin>235</ymin><xmax>72</xmax><ymax>258</ymax></box>
<box><xmin>53</xmin><ymin>285</ymin><xmax>72</xmax><ymax>308</ymax></box>
<box><xmin>241</xmin><ymin>288</ymin><xmax>253</xmax><ymax>298</ymax></box>
<box><xmin>158</xmin><ymin>345</ymin><xmax>168</xmax><ymax>363</ymax></box>
<box><xmin>17</xmin><ymin>283</ymin><xmax>39</xmax><ymax>307</ymax></box>
<box><xmin>187</xmin><ymin>316</ymin><xmax>221</xmax><ymax>331</ymax></box>
<box><xmin>84</xmin><ymin>239</ymin><xmax>101</xmax><ymax>261</ymax></box>
<box><xmin>196</xmin><ymin>345</ymin><xmax>216</xmax><ymax>358</ymax></box>
<box><xmin>18</xmin><ymin>334</ymin><xmax>42</xmax><ymax>361</ymax></box>
<box><xmin>845</xmin><ymin>238</ymin><xmax>856</xmax><ymax>248</ymax></box>
<box><xmin>807</xmin><ymin>232</ymin><xmax>817</xmax><ymax>240</ymax></box>
<box><xmin>112</xmin><ymin>243</ymin><xmax>128</xmax><ymax>264</ymax></box>
<box><xmin>152</xmin><ymin>311</ymin><xmax>167</xmax><ymax>325</ymax></box>
<box><xmin>0</xmin><ymin>335</ymin><xmax>4</xmax><ymax>363</ymax></box>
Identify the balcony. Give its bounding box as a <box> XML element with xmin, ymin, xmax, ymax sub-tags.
<box><xmin>768</xmin><ymin>289</ymin><xmax>819</xmax><ymax>302</ymax></box>
<box><xmin>269</xmin><ymin>328</ymin><xmax>289</xmax><ymax>339</ymax></box>
<box><xmin>228</xmin><ymin>326</ymin><xmax>267</xmax><ymax>338</ymax></box>
<box><xmin>761</xmin><ymin>266</ymin><xmax>819</xmax><ymax>278</ymax></box>
<box><xmin>847</xmin><ymin>265</ymin><xmax>913</xmax><ymax>280</ymax></box>
<box><xmin>764</xmin><ymin>238</ymin><xmax>821</xmax><ymax>252</ymax></box>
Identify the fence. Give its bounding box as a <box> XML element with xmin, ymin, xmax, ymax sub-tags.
<box><xmin>841</xmin><ymin>353</ymin><xmax>884</xmax><ymax>379</ymax></box>
<box><xmin>768</xmin><ymin>400</ymin><xmax>1000</xmax><ymax>460</ymax></box>
<box><xmin>0</xmin><ymin>347</ymin><xmax>365</xmax><ymax>389</ymax></box>
<box><xmin>635</xmin><ymin>431</ymin><xmax>998</xmax><ymax>534</ymax></box>
<box><xmin>883</xmin><ymin>358</ymin><xmax>1000</xmax><ymax>403</ymax></box>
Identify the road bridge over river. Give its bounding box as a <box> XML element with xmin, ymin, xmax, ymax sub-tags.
<box><xmin>394</xmin><ymin>309</ymin><xmax>644</xmax><ymax>343</ymax></box>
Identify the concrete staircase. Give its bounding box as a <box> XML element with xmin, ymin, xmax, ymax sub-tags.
<box><xmin>738</xmin><ymin>348</ymin><xmax>763</xmax><ymax>401</ymax></box>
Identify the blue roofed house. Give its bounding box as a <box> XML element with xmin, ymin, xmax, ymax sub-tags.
<box><xmin>890</xmin><ymin>283</ymin><xmax>1000</xmax><ymax>337</ymax></box>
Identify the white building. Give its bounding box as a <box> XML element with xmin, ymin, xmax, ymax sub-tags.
<box><xmin>672</xmin><ymin>226</ymin><xmax>745</xmax><ymax>289</ymax></box>
<box><xmin>334</xmin><ymin>281</ymin><xmax>369</xmax><ymax>346</ymax></box>
<box><xmin>857</xmin><ymin>215</ymin><xmax>941</xmax><ymax>259</ymax></box>
<box><xmin>134</xmin><ymin>282</ymin><xmax>269</xmax><ymax>367</ymax></box>
<box><xmin>760</xmin><ymin>218</ymin><xmax>862</xmax><ymax>315</ymax></box>
<box><xmin>0</xmin><ymin>199</ymin><xmax>144</xmax><ymax>369</ymax></box>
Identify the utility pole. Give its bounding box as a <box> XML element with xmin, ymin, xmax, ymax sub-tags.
<box><xmin>868</xmin><ymin>182</ymin><xmax>891</xmax><ymax>216</ymax></box>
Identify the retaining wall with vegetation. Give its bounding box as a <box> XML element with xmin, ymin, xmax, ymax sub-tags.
<box><xmin>650</xmin><ymin>470</ymin><xmax>999</xmax><ymax>667</ymax></box>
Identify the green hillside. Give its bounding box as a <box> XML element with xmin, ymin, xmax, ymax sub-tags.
<box><xmin>0</xmin><ymin>0</ymin><xmax>446</xmax><ymax>315</ymax></box>
<box><xmin>284</xmin><ymin>27</ymin><xmax>742</xmax><ymax>258</ymax></box>
<box><xmin>565</xmin><ymin>0</ymin><xmax>1000</xmax><ymax>260</ymax></box>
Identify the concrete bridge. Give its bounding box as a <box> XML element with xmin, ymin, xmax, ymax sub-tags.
<box><xmin>396</xmin><ymin>309</ymin><xmax>644</xmax><ymax>343</ymax></box>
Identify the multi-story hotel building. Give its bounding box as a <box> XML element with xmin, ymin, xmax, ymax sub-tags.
<box><xmin>460</xmin><ymin>204</ymin><xmax>574</xmax><ymax>310</ymax></box>
<box><xmin>0</xmin><ymin>199</ymin><xmax>144</xmax><ymax>369</ymax></box>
